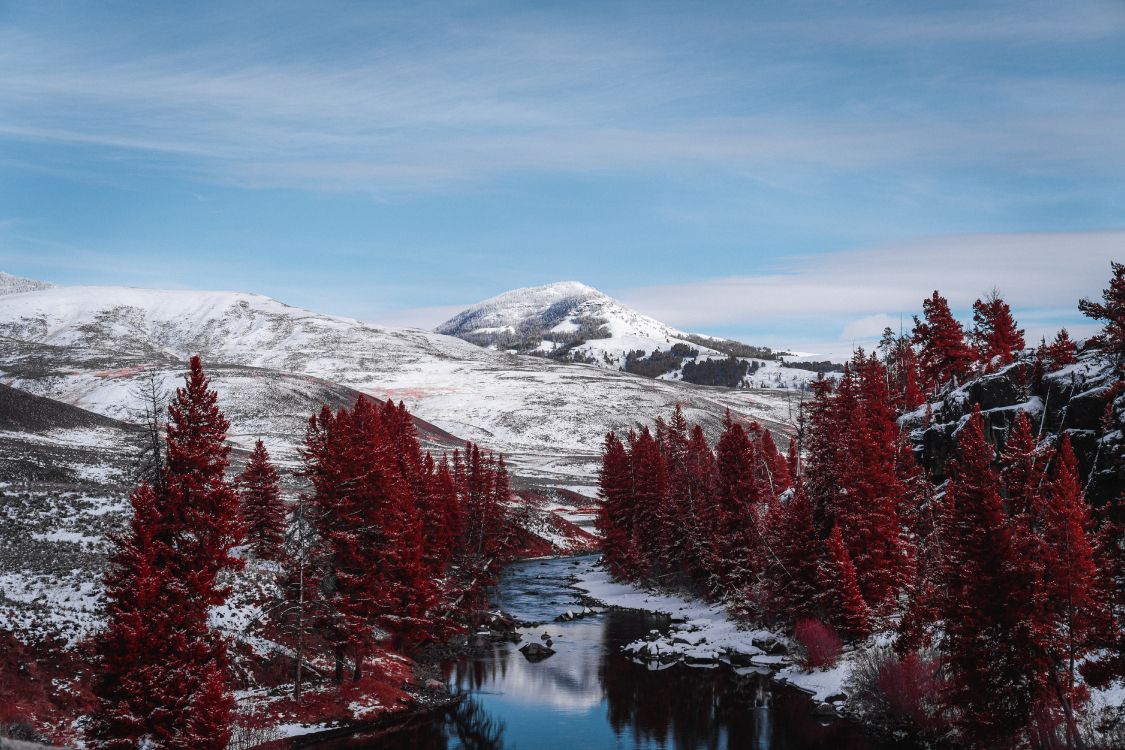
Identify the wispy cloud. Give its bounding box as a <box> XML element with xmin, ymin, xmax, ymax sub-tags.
<box><xmin>613</xmin><ymin>230</ymin><xmax>1121</xmax><ymax>350</ymax></box>
<box><xmin>1</xmin><ymin>2</ymin><xmax>1122</xmax><ymax>193</ymax></box>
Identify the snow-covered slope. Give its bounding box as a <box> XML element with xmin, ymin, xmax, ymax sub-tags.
<box><xmin>0</xmin><ymin>271</ymin><xmax>55</xmax><ymax>296</ymax></box>
<box><xmin>437</xmin><ymin>280</ymin><xmax>830</xmax><ymax>391</ymax></box>
<box><xmin>437</xmin><ymin>280</ymin><xmax>683</xmax><ymax>341</ymax></box>
<box><xmin>0</xmin><ymin>283</ymin><xmax>798</xmax><ymax>489</ymax></box>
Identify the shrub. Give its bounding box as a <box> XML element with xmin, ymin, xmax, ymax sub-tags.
<box><xmin>876</xmin><ymin>651</ymin><xmax>939</xmax><ymax>726</ymax></box>
<box><xmin>794</xmin><ymin>618</ymin><xmax>842</xmax><ymax>670</ymax></box>
<box><xmin>845</xmin><ymin>645</ymin><xmax>941</xmax><ymax>732</ymax></box>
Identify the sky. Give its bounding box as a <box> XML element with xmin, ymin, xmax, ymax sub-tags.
<box><xmin>1</xmin><ymin>0</ymin><xmax>1122</xmax><ymax>357</ymax></box>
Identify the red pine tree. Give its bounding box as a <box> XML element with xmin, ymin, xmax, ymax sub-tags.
<box><xmin>932</xmin><ymin>406</ymin><xmax>1037</xmax><ymax>748</ymax></box>
<box><xmin>1079</xmin><ymin>260</ymin><xmax>1125</xmax><ymax>370</ymax></box>
<box><xmin>762</xmin><ymin>485</ymin><xmax>822</xmax><ymax>625</ymax></box>
<box><xmin>598</xmin><ymin>432</ymin><xmax>639</xmax><ymax>579</ymax></box>
<box><xmin>237</xmin><ymin>439</ymin><xmax>285</xmax><ymax>560</ymax></box>
<box><xmin>710</xmin><ymin>414</ymin><xmax>765</xmax><ymax>600</ymax></box>
<box><xmin>971</xmin><ymin>291</ymin><xmax>1025</xmax><ymax>371</ymax></box>
<box><xmin>629</xmin><ymin>427</ymin><xmax>668</xmax><ymax>578</ymax></box>
<box><xmin>1036</xmin><ymin>436</ymin><xmax>1110</xmax><ymax>745</ymax></box>
<box><xmin>87</xmin><ymin>356</ymin><xmax>240</xmax><ymax>750</ymax></box>
<box><xmin>820</xmin><ymin>524</ymin><xmax>871</xmax><ymax>640</ymax></box>
<box><xmin>912</xmin><ymin>291</ymin><xmax>975</xmax><ymax>393</ymax></box>
<box><xmin>1036</xmin><ymin>329</ymin><xmax>1079</xmax><ymax>371</ymax></box>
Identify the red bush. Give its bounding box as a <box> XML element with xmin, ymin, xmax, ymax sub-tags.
<box><xmin>875</xmin><ymin>652</ymin><xmax>940</xmax><ymax>727</ymax></box>
<box><xmin>794</xmin><ymin>619</ymin><xmax>842</xmax><ymax>669</ymax></box>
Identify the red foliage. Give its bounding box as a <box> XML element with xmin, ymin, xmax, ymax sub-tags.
<box><xmin>237</xmin><ymin>439</ymin><xmax>285</xmax><ymax>560</ymax></box>
<box><xmin>803</xmin><ymin>354</ymin><xmax>911</xmax><ymax>608</ymax></box>
<box><xmin>86</xmin><ymin>356</ymin><xmax>241</xmax><ymax>750</ymax></box>
<box><xmin>709</xmin><ymin>413</ymin><xmax>766</xmax><ymax>599</ymax></box>
<box><xmin>1036</xmin><ymin>328</ymin><xmax>1078</xmax><ymax>371</ymax></box>
<box><xmin>820</xmin><ymin>524</ymin><xmax>871</xmax><ymax>640</ymax></box>
<box><xmin>762</xmin><ymin>485</ymin><xmax>823</xmax><ymax>624</ymax></box>
<box><xmin>793</xmin><ymin>619</ymin><xmax>842</xmax><ymax>670</ymax></box>
<box><xmin>1079</xmin><ymin>260</ymin><xmax>1125</xmax><ymax>370</ymax></box>
<box><xmin>1034</xmin><ymin>436</ymin><xmax>1110</xmax><ymax>744</ymax></box>
<box><xmin>912</xmin><ymin>290</ymin><xmax>975</xmax><ymax>393</ymax></box>
<box><xmin>971</xmin><ymin>291</ymin><xmax>1025</xmax><ymax>371</ymax></box>
<box><xmin>875</xmin><ymin>652</ymin><xmax>940</xmax><ymax>728</ymax></box>
<box><xmin>931</xmin><ymin>406</ymin><xmax>1039</xmax><ymax>748</ymax></box>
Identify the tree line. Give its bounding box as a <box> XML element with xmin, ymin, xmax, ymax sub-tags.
<box><xmin>597</xmin><ymin>263</ymin><xmax>1125</xmax><ymax>749</ymax></box>
<box><xmin>85</xmin><ymin>357</ymin><xmax>517</xmax><ymax>750</ymax></box>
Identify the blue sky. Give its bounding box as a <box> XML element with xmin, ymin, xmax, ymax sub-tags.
<box><xmin>1</xmin><ymin>0</ymin><xmax>1122</xmax><ymax>355</ymax></box>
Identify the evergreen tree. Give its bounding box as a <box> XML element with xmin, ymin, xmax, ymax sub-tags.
<box><xmin>1036</xmin><ymin>329</ymin><xmax>1079</xmax><ymax>371</ymax></box>
<box><xmin>237</xmin><ymin>439</ymin><xmax>285</xmax><ymax>560</ymax></box>
<box><xmin>932</xmin><ymin>407</ymin><xmax>1036</xmax><ymax>748</ymax></box>
<box><xmin>710</xmin><ymin>414</ymin><xmax>764</xmax><ymax>599</ymax></box>
<box><xmin>629</xmin><ymin>427</ymin><xmax>667</xmax><ymax>577</ymax></box>
<box><xmin>820</xmin><ymin>524</ymin><xmax>871</xmax><ymax>640</ymax></box>
<box><xmin>997</xmin><ymin>410</ymin><xmax>1049</xmax><ymax>517</ymax></box>
<box><xmin>971</xmin><ymin>290</ymin><xmax>1025</xmax><ymax>371</ymax></box>
<box><xmin>912</xmin><ymin>290</ymin><xmax>975</xmax><ymax>393</ymax></box>
<box><xmin>1036</xmin><ymin>436</ymin><xmax>1110</xmax><ymax>745</ymax></box>
<box><xmin>87</xmin><ymin>356</ymin><xmax>240</xmax><ymax>750</ymax></box>
<box><xmin>597</xmin><ymin>432</ymin><xmax>638</xmax><ymax>579</ymax></box>
<box><xmin>1079</xmin><ymin>261</ymin><xmax>1125</xmax><ymax>370</ymax></box>
<box><xmin>762</xmin><ymin>485</ymin><xmax>822</xmax><ymax>625</ymax></box>
<box><xmin>682</xmin><ymin>425</ymin><xmax>718</xmax><ymax>582</ymax></box>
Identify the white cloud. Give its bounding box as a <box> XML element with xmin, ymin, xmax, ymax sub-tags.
<box><xmin>614</xmin><ymin>230</ymin><xmax>1121</xmax><ymax>345</ymax></box>
<box><xmin>839</xmin><ymin>313</ymin><xmax>900</xmax><ymax>342</ymax></box>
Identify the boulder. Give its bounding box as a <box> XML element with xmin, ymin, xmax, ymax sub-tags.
<box><xmin>967</xmin><ymin>373</ymin><xmax>1021</xmax><ymax>411</ymax></box>
<box><xmin>519</xmin><ymin>642</ymin><xmax>556</xmax><ymax>662</ymax></box>
<box><xmin>1066</xmin><ymin>387</ymin><xmax>1111</xmax><ymax>431</ymax></box>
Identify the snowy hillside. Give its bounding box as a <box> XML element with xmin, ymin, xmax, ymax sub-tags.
<box><xmin>0</xmin><ymin>282</ymin><xmax>799</xmax><ymax>490</ymax></box>
<box><xmin>0</xmin><ymin>271</ymin><xmax>55</xmax><ymax>296</ymax></box>
<box><xmin>437</xmin><ymin>280</ymin><xmax>831</xmax><ymax>391</ymax></box>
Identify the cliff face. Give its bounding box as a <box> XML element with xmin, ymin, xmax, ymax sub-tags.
<box><xmin>903</xmin><ymin>343</ymin><xmax>1124</xmax><ymax>508</ymax></box>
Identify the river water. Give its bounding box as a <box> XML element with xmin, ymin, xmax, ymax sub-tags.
<box><xmin>298</xmin><ymin>555</ymin><xmax>901</xmax><ymax>749</ymax></box>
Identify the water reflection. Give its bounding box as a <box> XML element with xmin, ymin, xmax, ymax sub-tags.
<box><xmin>300</xmin><ymin>557</ymin><xmax>903</xmax><ymax>750</ymax></box>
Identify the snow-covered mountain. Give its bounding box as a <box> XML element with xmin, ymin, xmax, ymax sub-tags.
<box><xmin>437</xmin><ymin>280</ymin><xmax>684</xmax><ymax>343</ymax></box>
<box><xmin>0</xmin><ymin>279</ymin><xmax>798</xmax><ymax>490</ymax></box>
<box><xmin>436</xmin><ymin>280</ymin><xmax>831</xmax><ymax>390</ymax></box>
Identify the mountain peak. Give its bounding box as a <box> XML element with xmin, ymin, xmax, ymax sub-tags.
<box><xmin>434</xmin><ymin>280</ymin><xmax>667</xmax><ymax>341</ymax></box>
<box><xmin>0</xmin><ymin>271</ymin><xmax>55</xmax><ymax>296</ymax></box>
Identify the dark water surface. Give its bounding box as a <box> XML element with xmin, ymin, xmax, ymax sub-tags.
<box><xmin>299</xmin><ymin>555</ymin><xmax>903</xmax><ymax>749</ymax></box>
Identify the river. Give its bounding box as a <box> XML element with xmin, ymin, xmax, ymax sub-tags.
<box><xmin>296</xmin><ymin>555</ymin><xmax>904</xmax><ymax>749</ymax></box>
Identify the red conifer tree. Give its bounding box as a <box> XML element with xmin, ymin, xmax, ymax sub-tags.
<box><xmin>762</xmin><ymin>485</ymin><xmax>822</xmax><ymax>625</ymax></box>
<box><xmin>237</xmin><ymin>439</ymin><xmax>285</xmax><ymax>560</ymax></box>
<box><xmin>1036</xmin><ymin>436</ymin><xmax>1110</xmax><ymax>745</ymax></box>
<box><xmin>1037</xmin><ymin>329</ymin><xmax>1079</xmax><ymax>371</ymax></box>
<box><xmin>710</xmin><ymin>414</ymin><xmax>765</xmax><ymax>599</ymax></box>
<box><xmin>820</xmin><ymin>524</ymin><xmax>871</xmax><ymax>640</ymax></box>
<box><xmin>87</xmin><ymin>356</ymin><xmax>240</xmax><ymax>750</ymax></box>
<box><xmin>598</xmin><ymin>432</ymin><xmax>638</xmax><ymax>579</ymax></box>
<box><xmin>912</xmin><ymin>290</ymin><xmax>975</xmax><ymax>393</ymax></box>
<box><xmin>629</xmin><ymin>427</ymin><xmax>668</xmax><ymax>577</ymax></box>
<box><xmin>1079</xmin><ymin>260</ymin><xmax>1125</xmax><ymax>370</ymax></box>
<box><xmin>971</xmin><ymin>291</ymin><xmax>1025</xmax><ymax>371</ymax></box>
<box><xmin>932</xmin><ymin>407</ymin><xmax>1037</xmax><ymax>748</ymax></box>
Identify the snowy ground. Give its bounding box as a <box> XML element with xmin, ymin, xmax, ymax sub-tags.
<box><xmin>570</xmin><ymin>560</ymin><xmax>852</xmax><ymax>704</ymax></box>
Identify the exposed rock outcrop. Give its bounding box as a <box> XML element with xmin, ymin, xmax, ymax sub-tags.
<box><xmin>903</xmin><ymin>344</ymin><xmax>1124</xmax><ymax>508</ymax></box>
